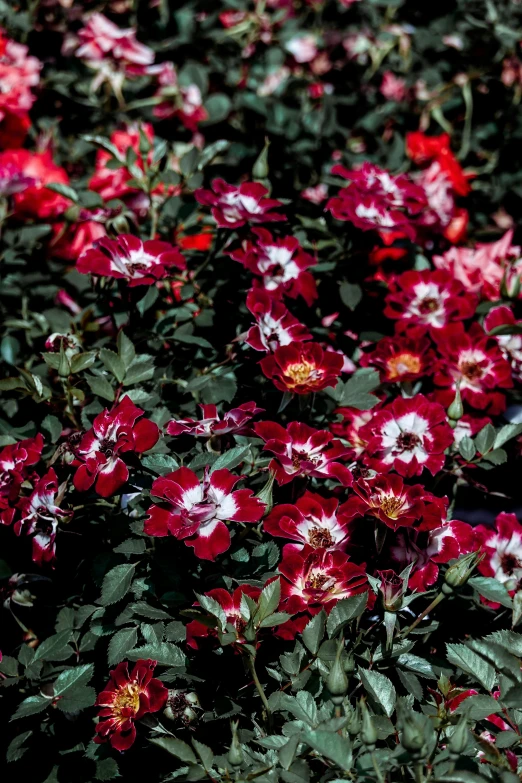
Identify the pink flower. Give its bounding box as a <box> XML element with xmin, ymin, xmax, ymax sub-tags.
<box><xmin>149</xmin><ymin>63</ymin><xmax>209</xmax><ymax>130</ymax></box>
<box><xmin>484</xmin><ymin>305</ymin><xmax>522</xmax><ymax>382</ymax></box>
<box><xmin>15</xmin><ymin>469</ymin><xmax>72</xmax><ymax>566</ymax></box>
<box><xmin>243</xmin><ymin>289</ymin><xmax>311</xmax><ymax>351</ymax></box>
<box><xmin>339</xmin><ymin>475</ymin><xmax>447</xmax><ymax>531</ymax></box>
<box><xmin>186</xmin><ymin>584</ymin><xmax>262</xmax><ymax>649</ymax></box>
<box><xmin>254</xmin><ymin>420</ymin><xmax>353</xmax><ymax>485</ymax></box>
<box><xmin>390</xmin><ymin>519</ymin><xmax>475</xmax><ymax>591</ymax></box>
<box><xmin>195</xmin><ymin>179</ymin><xmax>286</xmax><ymax>229</ymax></box>
<box><xmin>326</xmin><ymin>162</ymin><xmax>427</xmax><ymax>238</ymax></box>
<box><xmin>433</xmin><ymin>323</ymin><xmax>513</xmax><ymax>415</ymax></box>
<box><xmin>166</xmin><ymin>402</ymin><xmax>263</xmax><ymax>438</ymax></box>
<box><xmin>260</xmin><ymin>342</ymin><xmax>343</xmax><ymax>394</ymax></box>
<box><xmin>144</xmin><ymin>467</ymin><xmax>265</xmax><ymax>561</ymax></box>
<box><xmin>475</xmin><ymin>512</ymin><xmax>522</xmax><ymax>594</ymax></box>
<box><xmin>380</xmin><ymin>72</ymin><xmax>407</xmax><ymax>102</ymax></box>
<box><xmin>414</xmin><ymin>162</ymin><xmax>459</xmax><ymax>232</ymax></box>
<box><xmin>0</xmin><ymin>434</ymin><xmax>44</xmax><ymax>526</ymax></box>
<box><xmin>230</xmin><ymin>228</ymin><xmax>317</xmax><ymax>305</ymax></box>
<box><xmin>302</xmin><ymin>183</ymin><xmax>328</xmax><ymax>204</ymax></box>
<box><xmin>384</xmin><ymin>269</ymin><xmax>476</xmax><ymax>331</ymax></box>
<box><xmin>360</xmin><ymin>394</ymin><xmax>454</xmax><ymax>477</ymax></box>
<box><xmin>75</xmin><ymin>13</ymin><xmax>154</xmax><ymax>66</ymax></box>
<box><xmin>285</xmin><ymin>35</ymin><xmax>318</xmax><ymax>63</ymax></box>
<box><xmin>265</xmin><ymin>491</ymin><xmax>351</xmax><ymax>551</ymax></box>
<box><xmin>73</xmin><ymin>397</ymin><xmax>160</xmax><ymax>497</ymax></box>
<box><xmin>0</xmin><ymin>30</ymin><xmax>40</xmax><ymax>148</ymax></box>
<box><xmin>77</xmin><ymin>234</ymin><xmax>186</xmax><ymax>286</ymax></box>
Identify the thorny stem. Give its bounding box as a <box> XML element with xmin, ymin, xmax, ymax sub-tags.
<box><xmin>248</xmin><ymin>655</ymin><xmax>273</xmax><ymax>732</ymax></box>
<box><xmin>400</xmin><ymin>592</ymin><xmax>446</xmax><ymax>638</ymax></box>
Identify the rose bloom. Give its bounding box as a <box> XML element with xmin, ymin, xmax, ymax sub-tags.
<box><xmin>77</xmin><ymin>234</ymin><xmax>186</xmax><ymax>286</ymax></box>
<box><xmin>186</xmin><ymin>584</ymin><xmax>262</xmax><ymax>649</ymax></box>
<box><xmin>414</xmin><ymin>162</ymin><xmax>462</xmax><ymax>235</ymax></box>
<box><xmin>72</xmin><ymin>397</ymin><xmax>160</xmax><ymax>497</ymax></box>
<box><xmin>360</xmin><ymin>394</ymin><xmax>454</xmax><ymax>477</ymax></box>
<box><xmin>380</xmin><ymin>71</ymin><xmax>407</xmax><ymax>102</ymax></box>
<box><xmin>255</xmin><ymin>420</ymin><xmax>353</xmax><ymax>486</ymax></box>
<box><xmin>94</xmin><ymin>659</ymin><xmax>167</xmax><ymax>751</ymax></box>
<box><xmin>166</xmin><ymin>401</ymin><xmax>263</xmax><ymax>438</ymax></box>
<box><xmin>474</xmin><ymin>513</ymin><xmax>522</xmax><ymax>596</ymax></box>
<box><xmin>359</xmin><ymin>334</ymin><xmax>435</xmax><ymax>383</ymax></box>
<box><xmin>406</xmin><ymin>131</ymin><xmax>471</xmax><ymax>197</ymax></box>
<box><xmin>330</xmin><ymin>407</ymin><xmax>373</xmax><ymax>459</ymax></box>
<box><xmin>260</xmin><ymin>342</ymin><xmax>343</xmax><ymax>394</ymax></box>
<box><xmin>384</xmin><ymin>269</ymin><xmax>476</xmax><ymax>332</ymax></box>
<box><xmin>484</xmin><ymin>305</ymin><xmax>522</xmax><ymax>381</ymax></box>
<box><xmin>0</xmin><ymin>149</ymin><xmax>70</xmax><ymax>219</ymax></box>
<box><xmin>265</xmin><ymin>491</ymin><xmax>351</xmax><ymax>551</ymax></box>
<box><xmin>195</xmin><ymin>179</ymin><xmax>286</xmax><ymax>229</ymax></box>
<box><xmin>433</xmin><ymin>323</ymin><xmax>513</xmax><ymax>415</ymax></box>
<box><xmin>230</xmin><ymin>228</ymin><xmax>317</xmax><ymax>305</ymax></box>
<box><xmin>149</xmin><ymin>63</ymin><xmax>208</xmax><ymax>130</ymax></box>
<box><xmin>243</xmin><ymin>288</ymin><xmax>312</xmax><ymax>351</ymax></box>
<box><xmin>0</xmin><ymin>434</ymin><xmax>43</xmax><ymax>526</ymax></box>
<box><xmin>286</xmin><ymin>34</ymin><xmax>318</xmax><ymax>63</ymax></box>
<box><xmin>75</xmin><ymin>13</ymin><xmax>154</xmax><ymax>66</ymax></box>
<box><xmin>339</xmin><ymin>475</ymin><xmax>447</xmax><ymax>532</ymax></box>
<box><xmin>0</xmin><ymin>30</ymin><xmax>41</xmax><ymax>148</ymax></box>
<box><xmin>302</xmin><ymin>183</ymin><xmax>328</xmax><ymax>204</ymax></box>
<box><xmin>144</xmin><ymin>466</ymin><xmax>265</xmax><ymax>561</ymax></box>
<box><xmin>15</xmin><ymin>469</ymin><xmax>72</xmax><ymax>566</ymax></box>
<box><xmin>51</xmin><ymin>211</ymin><xmax>107</xmax><ymax>262</ymax></box>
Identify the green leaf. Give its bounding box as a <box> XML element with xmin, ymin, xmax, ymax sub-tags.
<box><xmin>196</xmin><ymin>593</ymin><xmax>227</xmax><ymax>632</ymax></box>
<box><xmin>257</xmin><ymin>578</ymin><xmax>281</xmax><ymax>622</ymax></box>
<box><xmin>396</xmin><ymin>654</ymin><xmax>437</xmax><ymax>679</ymax></box>
<box><xmin>358</xmin><ymin>668</ymin><xmax>396</xmax><ymax>717</ymax></box>
<box><xmin>142</xmin><ymin>453</ymin><xmax>179</xmax><ymax>475</ymax></box>
<box><xmin>335</xmin><ymin>369</ymin><xmax>380</xmax><ymax>410</ymax></box>
<box><xmin>88</xmin><ymin>375</ymin><xmax>115</xmax><ymax>402</ymax></box>
<box><xmin>113</xmin><ymin>539</ymin><xmax>146</xmax><ymax>555</ymax></box>
<box><xmin>99</xmin><ymin>563</ymin><xmax>137</xmax><ymax>606</ymax></box>
<box><xmin>11</xmin><ymin>695</ymin><xmax>50</xmax><ymax>720</ymax></box>
<box><xmin>458</xmin><ymin>437</ymin><xmax>476</xmax><ymax>462</ymax></box>
<box><xmin>95</xmin><ymin>758</ymin><xmax>120</xmax><ymax>781</ymax></box>
<box><xmin>53</xmin><ymin>663</ymin><xmax>94</xmax><ymax>696</ymax></box>
<box><xmin>192</xmin><ymin>739</ymin><xmax>214</xmax><ymax>770</ymax></box>
<box><xmin>210</xmin><ymin>445</ymin><xmax>250</xmax><ymax>474</ymax></box>
<box><xmin>446</xmin><ymin>643</ymin><xmax>496</xmax><ymax>691</ymax></box>
<box><xmin>150</xmin><ymin>736</ymin><xmax>197</xmax><ymax>764</ymax></box>
<box><xmin>41</xmin><ymin>415</ymin><xmax>63</xmax><ymax>443</ymax></box>
<box><xmin>56</xmin><ymin>686</ymin><xmax>96</xmax><ymax>712</ymax></box>
<box><xmin>137</xmin><ymin>286</ymin><xmax>159</xmax><ymax>316</ymax></box>
<box><xmin>100</xmin><ymin>349</ymin><xmax>126</xmax><ymax>383</ymax></box>
<box><xmin>482</xmin><ymin>448</ymin><xmax>507</xmax><ymax>465</ymax></box>
<box><xmin>326</xmin><ymin>593</ymin><xmax>368</xmax><ymax>637</ymax></box>
<box><xmin>46</xmin><ymin>182</ymin><xmax>78</xmax><ymax>202</ymax></box>
<box><xmin>7</xmin><ymin>731</ymin><xmax>32</xmax><ymax>762</ymax></box>
<box><xmin>123</xmin><ymin>355</ymin><xmax>155</xmax><ymax>386</ymax></box>
<box><xmin>339</xmin><ymin>281</ymin><xmax>362</xmax><ymax>311</ymax></box>
<box><xmin>108</xmin><ymin>628</ymin><xmax>138</xmax><ymax>665</ymax></box>
<box><xmin>494</xmin><ymin>423</ymin><xmax>522</xmax><ymax>449</ymax></box>
<box><xmin>468</xmin><ymin>577</ymin><xmax>513</xmax><ymax>608</ymax></box>
<box><xmin>303</xmin><ymin>730</ymin><xmax>352</xmax><ymax>770</ymax></box>
<box><xmin>117</xmin><ymin>332</ymin><xmax>136</xmax><ymax>367</ymax></box>
<box><xmin>259</xmin><ymin>612</ymin><xmax>291</xmax><ymax>627</ymax></box>
<box><xmin>197</xmin><ymin>139</ymin><xmax>230</xmax><ymax>170</ymax></box>
<box><xmin>474</xmin><ymin>423</ymin><xmax>496</xmax><ymax>455</ymax></box>
<box><xmin>278</xmin><ymin>735</ymin><xmax>300</xmax><ymax>770</ymax></box>
<box><xmin>302</xmin><ymin>609</ymin><xmax>326</xmax><ymax>655</ymax></box>
<box><xmin>202</xmin><ymin>93</ymin><xmax>231</xmax><ymax>124</ymax></box>
<box><xmin>127</xmin><ymin>641</ymin><xmax>185</xmax><ymax>667</ymax></box>
<box><xmin>33</xmin><ymin>630</ymin><xmax>73</xmax><ymax>662</ymax></box>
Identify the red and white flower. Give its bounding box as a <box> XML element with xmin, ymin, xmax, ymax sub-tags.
<box><xmin>186</xmin><ymin>584</ymin><xmax>261</xmax><ymax>649</ymax></box>
<box><xmin>326</xmin><ymin>162</ymin><xmax>427</xmax><ymax>238</ymax></box>
<box><xmin>77</xmin><ymin>234</ymin><xmax>186</xmax><ymax>286</ymax></box>
<box><xmin>230</xmin><ymin>228</ymin><xmax>317</xmax><ymax>305</ymax></box>
<box><xmin>406</xmin><ymin>131</ymin><xmax>471</xmax><ymax>197</ymax></box>
<box><xmin>149</xmin><ymin>62</ymin><xmax>208</xmax><ymax>130</ymax></box>
<box><xmin>264</xmin><ymin>491</ymin><xmax>351</xmax><ymax>550</ymax></box>
<box><xmin>243</xmin><ymin>288</ymin><xmax>311</xmax><ymax>351</ymax></box>
<box><xmin>195</xmin><ymin>179</ymin><xmax>286</xmax><ymax>229</ymax></box>
<box><xmin>339</xmin><ymin>475</ymin><xmax>447</xmax><ymax>531</ymax></box>
<box><xmin>0</xmin><ymin>149</ymin><xmax>70</xmax><ymax>219</ymax></box>
<box><xmin>484</xmin><ymin>305</ymin><xmax>522</xmax><ymax>382</ymax></box>
<box><xmin>74</xmin><ymin>13</ymin><xmax>154</xmax><ymax>66</ymax></box>
<box><xmin>390</xmin><ymin>519</ymin><xmax>475</xmax><ymax>592</ymax></box>
<box><xmin>475</xmin><ymin>512</ymin><xmax>522</xmax><ymax>592</ymax></box>
<box><xmin>360</xmin><ymin>394</ymin><xmax>454</xmax><ymax>477</ymax></box>
<box><xmin>254</xmin><ymin>421</ymin><xmax>353</xmax><ymax>486</ymax></box>
<box><xmin>0</xmin><ymin>434</ymin><xmax>43</xmax><ymax>526</ymax></box>
<box><xmin>72</xmin><ymin>397</ymin><xmax>160</xmax><ymax>497</ymax></box>
<box><xmin>260</xmin><ymin>342</ymin><xmax>343</xmax><ymax>394</ymax></box>
<box><xmin>433</xmin><ymin>323</ymin><xmax>513</xmax><ymax>414</ymax></box>
<box><xmin>384</xmin><ymin>270</ymin><xmax>476</xmax><ymax>332</ymax></box>
<box><xmin>15</xmin><ymin>469</ymin><xmax>71</xmax><ymax>566</ymax></box>
<box><xmin>166</xmin><ymin>402</ymin><xmax>263</xmax><ymax>438</ymax></box>
<box><xmin>94</xmin><ymin>659</ymin><xmax>168</xmax><ymax>751</ymax></box>
<box><xmin>359</xmin><ymin>334</ymin><xmax>435</xmax><ymax>383</ymax></box>
<box><xmin>0</xmin><ymin>30</ymin><xmax>41</xmax><ymax>148</ymax></box>
<box><xmin>330</xmin><ymin>407</ymin><xmax>373</xmax><ymax>459</ymax></box>
<box><xmin>144</xmin><ymin>467</ymin><xmax>265</xmax><ymax>561</ymax></box>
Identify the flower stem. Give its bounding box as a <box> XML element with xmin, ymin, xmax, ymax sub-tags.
<box><xmin>248</xmin><ymin>655</ymin><xmax>273</xmax><ymax>732</ymax></box>
<box><xmin>400</xmin><ymin>592</ymin><xmax>445</xmax><ymax>638</ymax></box>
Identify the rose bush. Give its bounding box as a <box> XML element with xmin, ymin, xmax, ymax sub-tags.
<box><xmin>3</xmin><ymin>2</ymin><xmax>522</xmax><ymax>783</ymax></box>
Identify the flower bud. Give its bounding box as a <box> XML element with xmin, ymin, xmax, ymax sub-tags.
<box><xmin>327</xmin><ymin>643</ymin><xmax>349</xmax><ymax>704</ymax></box>
<box><xmin>346</xmin><ymin>703</ymin><xmax>361</xmax><ymax>737</ymax></box>
<box><xmin>448</xmin><ymin>716</ymin><xmax>469</xmax><ymax>757</ymax></box>
<box><xmin>343</xmin><ymin>651</ymin><xmax>355</xmax><ymax>675</ymax></box>
<box><xmin>401</xmin><ymin>713</ymin><xmax>425</xmax><ymax>754</ymax></box>
<box><xmin>447</xmin><ymin>384</ymin><xmax>463</xmax><ymax>422</ymax></box>
<box><xmin>64</xmin><ymin>205</ymin><xmax>81</xmax><ymax>222</ymax></box>
<box><xmin>252</xmin><ymin>138</ymin><xmax>270</xmax><ymax>179</ymax></box>
<box><xmin>444</xmin><ymin>550</ymin><xmax>482</xmax><ymax>590</ymax></box>
<box><xmin>360</xmin><ymin>699</ymin><xmax>378</xmax><ymax>749</ymax></box>
<box><xmin>378</xmin><ymin>569</ymin><xmax>404</xmax><ymax>612</ymax></box>
<box><xmin>227</xmin><ymin>720</ymin><xmax>244</xmax><ymax>767</ymax></box>
<box><xmin>58</xmin><ymin>344</ymin><xmax>71</xmax><ymax>378</ymax></box>
<box><xmin>254</xmin><ymin>471</ymin><xmax>275</xmax><ymax>515</ymax></box>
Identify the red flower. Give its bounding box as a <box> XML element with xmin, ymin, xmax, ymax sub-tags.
<box><xmin>51</xmin><ymin>213</ymin><xmax>107</xmax><ymax>262</ymax></box>
<box><xmin>326</xmin><ymin>162</ymin><xmax>427</xmax><ymax>238</ymax></box>
<box><xmin>243</xmin><ymin>289</ymin><xmax>312</xmax><ymax>351</ymax></box>
<box><xmin>0</xmin><ymin>31</ymin><xmax>40</xmax><ymax>149</ymax></box>
<box><xmin>144</xmin><ymin>466</ymin><xmax>265</xmax><ymax>561</ymax></box>
<box><xmin>73</xmin><ymin>396</ymin><xmax>160</xmax><ymax>497</ymax></box>
<box><xmin>260</xmin><ymin>342</ymin><xmax>343</xmax><ymax>394</ymax></box>
<box><xmin>360</xmin><ymin>334</ymin><xmax>435</xmax><ymax>383</ymax></box>
<box><xmin>254</xmin><ymin>420</ymin><xmax>353</xmax><ymax>486</ymax></box>
<box><xmin>484</xmin><ymin>305</ymin><xmax>522</xmax><ymax>382</ymax></box>
<box><xmin>0</xmin><ymin>434</ymin><xmax>44</xmax><ymax>526</ymax></box>
<box><xmin>384</xmin><ymin>270</ymin><xmax>476</xmax><ymax>332</ymax></box>
<box><xmin>75</xmin><ymin>13</ymin><xmax>154</xmax><ymax>66</ymax></box>
<box><xmin>230</xmin><ymin>228</ymin><xmax>317</xmax><ymax>305</ymax></box>
<box><xmin>390</xmin><ymin>520</ymin><xmax>475</xmax><ymax>591</ymax></box>
<box><xmin>339</xmin><ymin>475</ymin><xmax>447</xmax><ymax>531</ymax></box>
<box><xmin>186</xmin><ymin>584</ymin><xmax>261</xmax><ymax>649</ymax></box>
<box><xmin>167</xmin><ymin>402</ymin><xmax>263</xmax><ymax>438</ymax></box>
<box><xmin>475</xmin><ymin>512</ymin><xmax>522</xmax><ymax>594</ymax></box>
<box><xmin>433</xmin><ymin>323</ymin><xmax>513</xmax><ymax>415</ymax></box>
<box><xmin>330</xmin><ymin>407</ymin><xmax>373</xmax><ymax>459</ymax></box>
<box><xmin>15</xmin><ymin>469</ymin><xmax>72</xmax><ymax>566</ymax></box>
<box><xmin>77</xmin><ymin>234</ymin><xmax>185</xmax><ymax>286</ymax></box>
<box><xmin>195</xmin><ymin>179</ymin><xmax>286</xmax><ymax>229</ymax></box>
<box><xmin>406</xmin><ymin>131</ymin><xmax>471</xmax><ymax>197</ymax></box>
<box><xmin>265</xmin><ymin>491</ymin><xmax>351</xmax><ymax>550</ymax></box>
<box><xmin>278</xmin><ymin>545</ymin><xmax>368</xmax><ymax>616</ymax></box>
<box><xmin>94</xmin><ymin>659</ymin><xmax>167</xmax><ymax>751</ymax></box>
<box><xmin>0</xmin><ymin>149</ymin><xmax>70</xmax><ymax>218</ymax></box>
<box><xmin>360</xmin><ymin>394</ymin><xmax>454</xmax><ymax>477</ymax></box>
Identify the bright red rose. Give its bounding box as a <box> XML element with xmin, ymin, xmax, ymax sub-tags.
<box><xmin>144</xmin><ymin>466</ymin><xmax>265</xmax><ymax>561</ymax></box>
<box><xmin>255</xmin><ymin>420</ymin><xmax>353</xmax><ymax>486</ymax></box>
<box><xmin>265</xmin><ymin>491</ymin><xmax>351</xmax><ymax>551</ymax></box>
<box><xmin>94</xmin><ymin>659</ymin><xmax>168</xmax><ymax>751</ymax></box>
<box><xmin>15</xmin><ymin>469</ymin><xmax>72</xmax><ymax>566</ymax></box>
<box><xmin>243</xmin><ymin>289</ymin><xmax>312</xmax><ymax>352</ymax></box>
<box><xmin>72</xmin><ymin>396</ymin><xmax>160</xmax><ymax>497</ymax></box>
<box><xmin>359</xmin><ymin>334</ymin><xmax>435</xmax><ymax>383</ymax></box>
<box><xmin>0</xmin><ymin>31</ymin><xmax>40</xmax><ymax>149</ymax></box>
<box><xmin>260</xmin><ymin>341</ymin><xmax>343</xmax><ymax>394</ymax></box>
<box><xmin>77</xmin><ymin>234</ymin><xmax>186</xmax><ymax>286</ymax></box>
<box><xmin>0</xmin><ymin>149</ymin><xmax>70</xmax><ymax>218</ymax></box>
<box><xmin>0</xmin><ymin>434</ymin><xmax>44</xmax><ymax>526</ymax></box>
<box><xmin>195</xmin><ymin>179</ymin><xmax>286</xmax><ymax>229</ymax></box>
<box><xmin>406</xmin><ymin>131</ymin><xmax>471</xmax><ymax>197</ymax></box>
<box><xmin>360</xmin><ymin>394</ymin><xmax>454</xmax><ymax>477</ymax></box>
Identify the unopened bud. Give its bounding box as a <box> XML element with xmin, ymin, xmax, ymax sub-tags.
<box><xmin>346</xmin><ymin>703</ymin><xmax>361</xmax><ymax>737</ymax></box>
<box><xmin>448</xmin><ymin>716</ymin><xmax>469</xmax><ymax>757</ymax></box>
<box><xmin>255</xmin><ymin>471</ymin><xmax>275</xmax><ymax>515</ymax></box>
<box><xmin>64</xmin><ymin>205</ymin><xmax>81</xmax><ymax>222</ymax></box>
<box><xmin>252</xmin><ymin>138</ymin><xmax>270</xmax><ymax>179</ymax></box>
<box><xmin>401</xmin><ymin>712</ymin><xmax>425</xmax><ymax>755</ymax></box>
<box><xmin>327</xmin><ymin>642</ymin><xmax>348</xmax><ymax>703</ymax></box>
<box><xmin>360</xmin><ymin>699</ymin><xmax>378</xmax><ymax>749</ymax></box>
<box><xmin>343</xmin><ymin>651</ymin><xmax>355</xmax><ymax>675</ymax></box>
<box><xmin>447</xmin><ymin>384</ymin><xmax>463</xmax><ymax>422</ymax></box>
<box><xmin>227</xmin><ymin>720</ymin><xmax>244</xmax><ymax>767</ymax></box>
<box><xmin>444</xmin><ymin>551</ymin><xmax>482</xmax><ymax>590</ymax></box>
<box><xmin>58</xmin><ymin>344</ymin><xmax>71</xmax><ymax>378</ymax></box>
